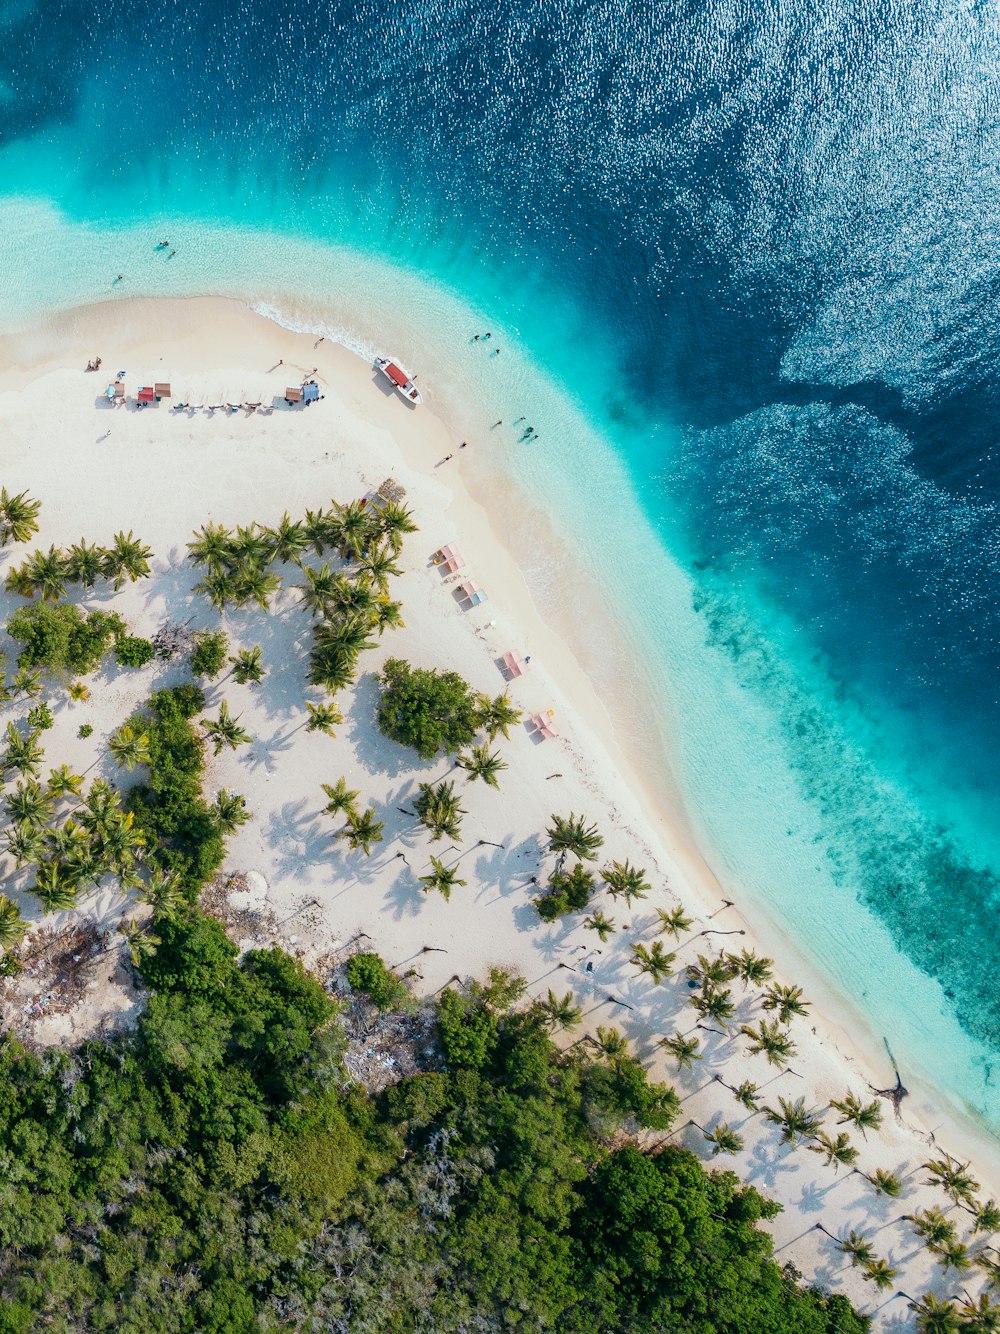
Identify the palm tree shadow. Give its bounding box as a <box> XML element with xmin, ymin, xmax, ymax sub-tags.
<box><xmin>380</xmin><ymin>868</ymin><xmax>424</xmax><ymax>922</ymax></box>
<box><xmin>263</xmin><ymin>799</ymin><xmax>328</xmax><ymax>879</ymax></box>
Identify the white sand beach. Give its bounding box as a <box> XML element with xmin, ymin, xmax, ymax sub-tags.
<box><xmin>1</xmin><ymin>294</ymin><xmax>998</xmax><ymax>1326</ymax></box>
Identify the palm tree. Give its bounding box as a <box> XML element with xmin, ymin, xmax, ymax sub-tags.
<box><xmin>688</xmin><ymin>953</ymin><xmax>736</xmax><ymax>986</ymax></box>
<box><xmin>0</xmin><ymin>487</ymin><xmax>41</xmax><ymax>545</ymax></box>
<box><xmin>540</xmin><ymin>988</ymin><xmax>582</xmax><ymax>1032</ymax></box>
<box><xmin>476</xmin><ymin>692</ymin><xmax>522</xmax><ymax>742</ymax></box>
<box><xmin>934</xmin><ymin>1240</ymin><xmax>972</xmax><ymax>1274</ymax></box>
<box><xmin>808</xmin><ymin>1130</ymin><xmax>858</xmax><ymax>1171</ymax></box>
<box><xmin>64</xmin><ymin>538</ymin><xmax>105</xmax><ymax>587</ymax></box>
<box><xmin>2</xmin><ymin>723</ymin><xmax>43</xmax><ymax>779</ymax></box>
<box><xmin>314</xmin><ymin>612</ymin><xmax>376</xmax><ymax>659</ymax></box>
<box><xmin>761</xmin><ymin>982</ymin><xmax>810</xmax><ymax>1024</ymax></box>
<box><xmin>861</xmin><ymin>1257</ymin><xmax>896</xmax><ymax>1292</ymax></box>
<box><xmin>187</xmin><ymin>521</ymin><xmax>233</xmax><ymax>568</ymax></box>
<box><xmin>763</xmin><ymin>1096</ymin><xmax>822</xmax><ymax>1145</ymax></box>
<box><xmin>11</xmin><ymin>667</ymin><xmax>42</xmax><ymax>700</ymax></box>
<box><xmin>924</xmin><ymin>1153</ymin><xmax>980</xmax><ymax>1205</ymax></box>
<box><xmin>741</xmin><ymin>1019</ymin><xmax>797</xmax><ymax>1067</ymax></box>
<box><xmin>865</xmin><ymin>1168</ymin><xmax>903</xmax><ymax>1198</ymax></box>
<box><xmin>457</xmin><ymin>743</ymin><xmax>507</xmax><ymax>788</ymax></box>
<box><xmin>307</xmin><ymin>641</ymin><xmax>357</xmax><ymax>694</ymax></box>
<box><xmin>5</xmin><ymin>822</ymin><xmax>44</xmax><ymax>867</ymax></box>
<box><xmin>546</xmin><ymin>812</ymin><xmax>604</xmax><ymax>862</ymax></box>
<box><xmin>691</xmin><ymin>983</ymin><xmax>736</xmax><ymax>1026</ymax></box>
<box><xmin>594</xmin><ymin>1026</ymin><xmax>630</xmax><ymax>1060</ymax></box>
<box><xmin>229</xmin><ymin>645</ymin><xmax>266</xmax><ymax>686</ymax></box>
<box><xmin>102</xmin><ymin>530</ymin><xmax>153</xmax><ymax>587</ymax></box>
<box><xmin>232</xmin><ymin>559</ymin><xmax>282</xmax><ymax>610</ymax></box>
<box><xmin>703</xmin><ymin>1122</ymin><xmax>744</xmax><ymax>1156</ymax></box>
<box><xmin>30</xmin><ymin>862</ymin><xmax>78</xmax><ymax>911</ymax></box>
<box><xmin>229</xmin><ymin>523</ymin><xmax>271</xmax><ymax>566</ymax></box>
<box><xmin>68</xmin><ymin>681</ymin><xmax>90</xmax><ymax>702</ymax></box>
<box><xmin>23</xmin><ymin>545</ymin><xmax>68</xmax><ymax>601</ymax></box>
<box><xmin>414</xmin><ymin>780</ymin><xmax>466</xmax><ymax>842</ymax></box>
<box><xmin>373</xmin><ymin>597</ymin><xmax>405</xmax><ymax>635</ymax></box>
<box><xmin>956</xmin><ymin>1291</ymin><xmax>1000</xmax><ymax>1333</ymax></box>
<box><xmin>96</xmin><ymin>812</ymin><xmax>146</xmax><ymax>881</ymax></box>
<box><xmin>5</xmin><ymin>779</ymin><xmax>53</xmax><ymax>828</ymax></box>
<box><xmin>265</xmin><ymin>512</ymin><xmax>307</xmax><ymax>564</ymax></box>
<box><xmin>373</xmin><ymin>500</ymin><xmax>418</xmax><ymax>553</ymax></box>
<box><xmin>137</xmin><ymin>869</ymin><xmax>184</xmax><ymax>920</ymax></box>
<box><xmin>835</xmin><ymin>1230</ymin><xmax>875</xmax><ymax>1266</ymax></box>
<box><xmin>0</xmin><ymin>894</ymin><xmax>26</xmax><ymax>950</ymax></box>
<box><xmin>193</xmin><ymin>569</ymin><xmax>237</xmax><ymax>611</ymax></box>
<box><xmin>730</xmin><ymin>1079</ymin><xmax>761</xmax><ymax>1111</ymax></box>
<box><xmin>202</xmin><ymin>701</ymin><xmax>252</xmax><ymax>755</ymax></box>
<box><xmin>301</xmin><ymin>506</ymin><xmax>330</xmax><ymax>556</ymax></box>
<box><xmin>358</xmin><ymin>543</ymin><xmax>402</xmax><ymax>592</ymax></box>
<box><xmin>630</xmin><ymin>941</ymin><xmax>675</xmax><ymax>984</ymax></box>
<box><xmin>306</xmin><ymin>701</ymin><xmax>342</xmax><ymax>735</ymax></box>
<box><xmin>907</xmin><ymin>1206</ymin><xmax>956</xmax><ymax>1248</ymax></box>
<box><xmin>907</xmin><ymin>1293</ymin><xmax>962</xmax><ymax>1334</ymax></box>
<box><xmin>213</xmin><ymin>788</ymin><xmax>251</xmax><ymax>833</ymax></box>
<box><xmin>970</xmin><ymin>1198</ymin><xmax>1000</xmax><ymax>1233</ymax></box>
<box><xmin>583</xmin><ymin>909</ymin><xmax>616</xmax><ymax>941</ymax></box>
<box><xmin>655</xmin><ymin>905</ymin><xmax>693</xmax><ymax>939</ymax></box>
<box><xmin>829</xmin><ymin>1091</ymin><xmax>883</xmax><ymax>1137</ymax></box>
<box><xmin>660</xmin><ymin>1031</ymin><xmax>702</xmax><ymax>1070</ymax></box>
<box><xmin>296</xmin><ymin>562</ymin><xmax>340</xmax><ymax>617</ymax></box>
<box><xmin>321</xmin><ymin>777</ymin><xmax>361</xmax><ymax>822</ymax></box>
<box><xmin>118</xmin><ymin>916</ymin><xmax>161</xmax><ymax>967</ymax></box>
<box><xmin>109</xmin><ymin>723</ymin><xmax>150</xmax><ymax>771</ymax></box>
<box><xmin>726</xmin><ymin>947</ymin><xmax>774</xmax><ymax>987</ymax></box>
<box><xmin>47</xmin><ymin>765</ymin><xmax>84</xmax><ymax>800</ymax></box>
<box><xmin>601</xmin><ymin>860</ymin><xmax>651</xmax><ymax>905</ymax></box>
<box><xmin>419</xmin><ymin>856</ymin><xmax>467</xmax><ymax>902</ymax></box>
<box><xmin>339</xmin><ymin>806</ymin><xmax>384</xmax><ymax>856</ymax></box>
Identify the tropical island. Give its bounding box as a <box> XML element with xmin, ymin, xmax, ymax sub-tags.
<box><xmin>0</xmin><ymin>296</ymin><xmax>997</xmax><ymax>1332</ymax></box>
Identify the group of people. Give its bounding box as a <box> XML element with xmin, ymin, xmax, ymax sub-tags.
<box><xmin>472</xmin><ymin>331</ymin><xmax>501</xmax><ymax>357</ymax></box>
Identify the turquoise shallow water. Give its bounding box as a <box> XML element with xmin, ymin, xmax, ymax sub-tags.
<box><xmin>1</xmin><ymin>0</ymin><xmax>999</xmax><ymax>1127</ymax></box>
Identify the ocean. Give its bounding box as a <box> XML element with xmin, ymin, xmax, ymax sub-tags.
<box><xmin>1</xmin><ymin>0</ymin><xmax>999</xmax><ymax>1126</ymax></box>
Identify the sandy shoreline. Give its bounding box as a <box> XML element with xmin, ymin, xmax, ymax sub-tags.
<box><xmin>1</xmin><ymin>293</ymin><xmax>997</xmax><ymax>1323</ymax></box>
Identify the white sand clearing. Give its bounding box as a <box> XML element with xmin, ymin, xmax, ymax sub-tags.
<box><xmin>0</xmin><ymin>295</ymin><xmax>998</xmax><ymax>1328</ymax></box>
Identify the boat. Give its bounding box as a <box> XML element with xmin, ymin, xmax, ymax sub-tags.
<box><xmin>374</xmin><ymin>356</ymin><xmax>423</xmax><ymax>405</ymax></box>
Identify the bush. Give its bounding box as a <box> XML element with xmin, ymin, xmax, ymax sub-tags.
<box><xmin>7</xmin><ymin>602</ymin><xmax>124</xmax><ymax>675</ymax></box>
<box><xmin>534</xmin><ymin>863</ymin><xmax>596</xmax><ymax>920</ymax></box>
<box><xmin>77</xmin><ymin>723</ymin><xmax>93</xmax><ymax>739</ymax></box>
<box><xmin>376</xmin><ymin>658</ymin><xmax>479</xmax><ymax>760</ymax></box>
<box><xmin>346</xmin><ymin>952</ymin><xmax>409</xmax><ymax>1010</ymax></box>
<box><xmin>26</xmin><ymin>701</ymin><xmax>53</xmax><ymax>731</ymax></box>
<box><xmin>115</xmin><ymin>635</ymin><xmax>155</xmax><ymax>669</ymax></box>
<box><xmin>191</xmin><ymin>629</ymin><xmax>229</xmax><ymax>678</ymax></box>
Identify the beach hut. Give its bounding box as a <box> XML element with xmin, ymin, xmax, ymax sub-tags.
<box><xmin>502</xmin><ymin>650</ymin><xmax>528</xmax><ymax>678</ymax></box>
<box><xmin>303</xmin><ymin>383</ymin><xmax>320</xmax><ymax>402</ymax></box>
<box><xmin>113</xmin><ymin>383</ymin><xmax>125</xmax><ymax>402</ymax></box>
<box><xmin>137</xmin><ymin>386</ymin><xmax>155</xmax><ymax>405</ymax></box>
<box><xmin>435</xmin><ymin>543</ymin><xmax>465</xmax><ymax>573</ymax></box>
<box><xmin>372</xmin><ymin>477</ymin><xmax>407</xmax><ymax>509</ymax></box>
<box><xmin>459</xmin><ymin>579</ymin><xmax>487</xmax><ymax>607</ymax></box>
<box><xmin>531</xmin><ymin>711</ymin><xmax>558</xmax><ymax>740</ymax></box>
<box><xmin>284</xmin><ymin>387</ymin><xmax>303</xmax><ymax>404</ymax></box>
<box><xmin>154</xmin><ymin>382</ymin><xmax>171</xmax><ymax>400</ymax></box>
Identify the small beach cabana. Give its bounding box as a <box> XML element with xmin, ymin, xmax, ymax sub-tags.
<box><xmin>303</xmin><ymin>383</ymin><xmax>320</xmax><ymax>402</ymax></box>
<box><xmin>137</xmin><ymin>386</ymin><xmax>155</xmax><ymax>405</ymax></box>
<box><xmin>531</xmin><ymin>711</ymin><xmax>558</xmax><ymax>740</ymax></box>
<box><xmin>372</xmin><ymin>477</ymin><xmax>407</xmax><ymax>509</ymax></box>
<box><xmin>502</xmin><ymin>650</ymin><xmax>528</xmax><ymax>678</ymax></box>
<box><xmin>458</xmin><ymin>579</ymin><xmax>487</xmax><ymax>607</ymax></box>
<box><xmin>113</xmin><ymin>383</ymin><xmax>125</xmax><ymax>401</ymax></box>
<box><xmin>154</xmin><ymin>382</ymin><xmax>171</xmax><ymax>400</ymax></box>
<box><xmin>284</xmin><ymin>387</ymin><xmax>303</xmax><ymax>403</ymax></box>
<box><xmin>435</xmin><ymin>543</ymin><xmax>465</xmax><ymax>573</ymax></box>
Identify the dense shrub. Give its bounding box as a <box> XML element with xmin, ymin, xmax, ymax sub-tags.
<box><xmin>191</xmin><ymin>629</ymin><xmax>229</xmax><ymax>677</ymax></box>
<box><xmin>7</xmin><ymin>602</ymin><xmax>124</xmax><ymax>675</ymax></box>
<box><xmin>376</xmin><ymin>657</ymin><xmax>479</xmax><ymax>759</ymax></box>
<box><xmin>115</xmin><ymin>635</ymin><xmax>155</xmax><ymax>668</ymax></box>
<box><xmin>345</xmin><ymin>952</ymin><xmax>409</xmax><ymax>1010</ymax></box>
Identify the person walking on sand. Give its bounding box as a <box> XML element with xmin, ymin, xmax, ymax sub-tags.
<box><xmin>460</xmin><ymin>442</ymin><xmax>467</xmax><ymax>449</ymax></box>
<box><xmin>492</xmin><ymin>419</ymin><xmax>502</xmax><ymax>426</ymax></box>
<box><xmin>442</xmin><ymin>453</ymin><xmax>453</xmax><ymax>463</ymax></box>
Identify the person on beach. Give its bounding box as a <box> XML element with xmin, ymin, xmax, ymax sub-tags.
<box><xmin>494</xmin><ymin>348</ymin><xmax>501</xmax><ymax>356</ymax></box>
<box><xmin>443</xmin><ymin>453</ymin><xmax>453</xmax><ymax>463</ymax></box>
<box><xmin>492</xmin><ymin>419</ymin><xmax>502</xmax><ymax>426</ymax></box>
<box><xmin>460</xmin><ymin>442</ymin><xmax>467</xmax><ymax>448</ymax></box>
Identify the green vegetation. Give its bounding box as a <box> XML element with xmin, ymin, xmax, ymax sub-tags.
<box><xmin>377</xmin><ymin>657</ymin><xmax>480</xmax><ymax>759</ymax></box>
<box><xmin>114</xmin><ymin>634</ymin><xmax>155</xmax><ymax>668</ymax></box>
<box><xmin>123</xmin><ymin>684</ymin><xmax>224</xmax><ymax>894</ymax></box>
<box><xmin>190</xmin><ymin>627</ymin><xmax>229</xmax><ymax>677</ymax></box>
<box><xmin>4</xmin><ymin>530</ymin><xmax>151</xmax><ymax>597</ymax></box>
<box><xmin>0</xmin><ymin>487</ymin><xmax>41</xmax><ymax>545</ymax></box>
<box><xmin>346</xmin><ymin>950</ymin><xmax>410</xmax><ymax>1009</ymax></box>
<box><xmin>7</xmin><ymin>601</ymin><xmax>124</xmax><ymax>675</ymax></box>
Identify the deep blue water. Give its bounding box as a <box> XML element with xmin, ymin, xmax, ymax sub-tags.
<box><xmin>2</xmin><ymin>0</ymin><xmax>1000</xmax><ymax>1105</ymax></box>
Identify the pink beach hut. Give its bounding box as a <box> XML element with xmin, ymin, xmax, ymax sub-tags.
<box><xmin>531</xmin><ymin>711</ymin><xmax>558</xmax><ymax>740</ymax></box>
<box><xmin>501</xmin><ymin>650</ymin><xmax>528</xmax><ymax>678</ymax></box>
<box><xmin>435</xmin><ymin>543</ymin><xmax>465</xmax><ymax>573</ymax></box>
<box><xmin>458</xmin><ymin>579</ymin><xmax>487</xmax><ymax>607</ymax></box>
